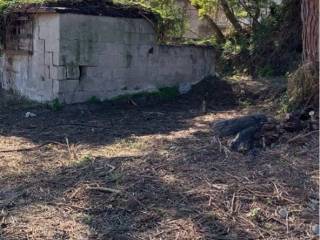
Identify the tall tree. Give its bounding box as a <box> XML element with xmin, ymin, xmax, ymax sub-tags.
<box><xmin>288</xmin><ymin>0</ymin><xmax>319</xmax><ymax>108</ymax></box>
<box><xmin>192</xmin><ymin>2</ymin><xmax>226</xmax><ymax>43</ymax></box>
<box><xmin>203</xmin><ymin>14</ymin><xmax>226</xmax><ymax>43</ymax></box>
<box><xmin>301</xmin><ymin>0</ymin><xmax>319</xmax><ymax>65</ymax></box>
<box><xmin>219</xmin><ymin>0</ymin><xmax>244</xmax><ymax>34</ymax></box>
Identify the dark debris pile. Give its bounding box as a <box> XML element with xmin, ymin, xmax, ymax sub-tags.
<box><xmin>183</xmin><ymin>75</ymin><xmax>237</xmax><ymax>107</ymax></box>
<box><xmin>213</xmin><ymin>109</ymin><xmax>319</xmax><ymax>152</ymax></box>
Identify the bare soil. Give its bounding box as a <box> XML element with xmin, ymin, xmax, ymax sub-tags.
<box><xmin>0</xmin><ymin>77</ymin><xmax>318</xmax><ymax>240</ymax></box>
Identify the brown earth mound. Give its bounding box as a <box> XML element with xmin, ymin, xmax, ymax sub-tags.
<box><xmin>183</xmin><ymin>75</ymin><xmax>237</xmax><ymax>107</ymax></box>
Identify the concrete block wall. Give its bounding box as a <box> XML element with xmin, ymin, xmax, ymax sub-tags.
<box><xmin>1</xmin><ymin>14</ymin><xmax>61</xmax><ymax>102</ymax></box>
<box><xmin>0</xmin><ymin>13</ymin><xmax>215</xmax><ymax>104</ymax></box>
<box><xmin>56</xmin><ymin>14</ymin><xmax>215</xmax><ymax>103</ymax></box>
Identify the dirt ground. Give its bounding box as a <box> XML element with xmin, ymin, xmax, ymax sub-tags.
<box><xmin>0</xmin><ymin>77</ymin><xmax>318</xmax><ymax>240</ymax></box>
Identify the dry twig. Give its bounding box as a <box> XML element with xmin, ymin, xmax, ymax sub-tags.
<box><xmin>287</xmin><ymin>130</ymin><xmax>319</xmax><ymax>143</ymax></box>
<box><xmin>86</xmin><ymin>186</ymin><xmax>121</xmax><ymax>194</ymax></box>
<box><xmin>0</xmin><ymin>141</ymin><xmax>63</xmax><ymax>153</ymax></box>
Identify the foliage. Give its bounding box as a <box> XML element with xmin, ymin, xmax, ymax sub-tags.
<box><xmin>0</xmin><ymin>0</ymin><xmax>185</xmax><ymax>42</ymax></box>
<box><xmin>247</xmin><ymin>207</ymin><xmax>262</xmax><ymax>221</ymax></box>
<box><xmin>183</xmin><ymin>36</ymin><xmax>220</xmax><ymax>47</ymax></box>
<box><xmin>249</xmin><ymin>0</ymin><xmax>302</xmax><ymax>76</ymax></box>
<box><xmin>0</xmin><ymin>0</ymin><xmax>43</xmax><ymax>12</ymax></box>
<box><xmin>287</xmin><ymin>62</ymin><xmax>319</xmax><ymax>110</ymax></box>
<box><xmin>155</xmin><ymin>86</ymin><xmax>179</xmax><ymax>99</ymax></box>
<box><xmin>191</xmin><ymin>0</ymin><xmax>269</xmax><ymax>28</ymax></box>
<box><xmin>278</xmin><ymin>92</ymin><xmax>291</xmax><ymax>113</ymax></box>
<box><xmin>116</xmin><ymin>0</ymin><xmax>187</xmax><ymax>41</ymax></box>
<box><xmin>217</xmin><ymin>0</ymin><xmax>302</xmax><ymax>77</ymax></box>
<box><xmin>87</xmin><ymin>96</ymin><xmax>101</xmax><ymax>104</ymax></box>
<box><xmin>257</xmin><ymin>65</ymin><xmax>274</xmax><ymax>77</ymax></box>
<box><xmin>111</xmin><ymin>86</ymin><xmax>179</xmax><ymax>102</ymax></box>
<box><xmin>50</xmin><ymin>98</ymin><xmax>63</xmax><ymax>111</ymax></box>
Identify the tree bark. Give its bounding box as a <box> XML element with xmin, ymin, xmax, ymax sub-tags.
<box><xmin>219</xmin><ymin>0</ymin><xmax>244</xmax><ymax>34</ymax></box>
<box><xmin>288</xmin><ymin>0</ymin><xmax>319</xmax><ymax>108</ymax></box>
<box><xmin>238</xmin><ymin>0</ymin><xmax>260</xmax><ymax>29</ymax></box>
<box><xmin>203</xmin><ymin>15</ymin><xmax>226</xmax><ymax>43</ymax></box>
<box><xmin>301</xmin><ymin>0</ymin><xmax>319</xmax><ymax>64</ymax></box>
<box><xmin>191</xmin><ymin>2</ymin><xmax>226</xmax><ymax>43</ymax></box>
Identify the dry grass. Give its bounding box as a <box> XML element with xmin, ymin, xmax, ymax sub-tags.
<box><xmin>288</xmin><ymin>62</ymin><xmax>319</xmax><ymax>109</ymax></box>
<box><xmin>0</xmin><ymin>80</ymin><xmax>318</xmax><ymax>240</ymax></box>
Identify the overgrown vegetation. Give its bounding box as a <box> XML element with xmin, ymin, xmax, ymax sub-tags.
<box><xmin>217</xmin><ymin>0</ymin><xmax>302</xmax><ymax>77</ymax></box>
<box><xmin>0</xmin><ymin>0</ymin><xmax>186</xmax><ymax>43</ymax></box>
<box><xmin>0</xmin><ymin>0</ymin><xmax>43</xmax><ymax>11</ymax></box>
<box><xmin>50</xmin><ymin>98</ymin><xmax>63</xmax><ymax>111</ymax></box>
<box><xmin>110</xmin><ymin>86</ymin><xmax>179</xmax><ymax>103</ymax></box>
<box><xmin>116</xmin><ymin>0</ymin><xmax>187</xmax><ymax>41</ymax></box>
<box><xmin>87</xmin><ymin>96</ymin><xmax>101</xmax><ymax>104</ymax></box>
<box><xmin>119</xmin><ymin>0</ymin><xmax>302</xmax><ymax>78</ymax></box>
<box><xmin>287</xmin><ymin>62</ymin><xmax>319</xmax><ymax>110</ymax></box>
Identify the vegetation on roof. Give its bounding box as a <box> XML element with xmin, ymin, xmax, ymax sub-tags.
<box><xmin>0</xmin><ymin>0</ymin><xmax>185</xmax><ymax>42</ymax></box>
<box><xmin>116</xmin><ymin>0</ymin><xmax>186</xmax><ymax>41</ymax></box>
<box><xmin>0</xmin><ymin>0</ymin><xmax>158</xmax><ymax>17</ymax></box>
<box><xmin>0</xmin><ymin>0</ymin><xmax>43</xmax><ymax>12</ymax></box>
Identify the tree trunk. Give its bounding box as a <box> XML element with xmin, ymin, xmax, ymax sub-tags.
<box><xmin>219</xmin><ymin>0</ymin><xmax>244</xmax><ymax>34</ymax></box>
<box><xmin>288</xmin><ymin>0</ymin><xmax>319</xmax><ymax>108</ymax></box>
<box><xmin>239</xmin><ymin>0</ymin><xmax>260</xmax><ymax>29</ymax></box>
<box><xmin>301</xmin><ymin>0</ymin><xmax>319</xmax><ymax>64</ymax></box>
<box><xmin>252</xmin><ymin>0</ymin><xmax>261</xmax><ymax>30</ymax></box>
<box><xmin>203</xmin><ymin>15</ymin><xmax>226</xmax><ymax>43</ymax></box>
<box><xmin>192</xmin><ymin>2</ymin><xmax>226</xmax><ymax>43</ymax></box>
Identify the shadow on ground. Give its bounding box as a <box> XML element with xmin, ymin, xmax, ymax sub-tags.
<box><xmin>0</xmin><ymin>110</ymin><xmax>257</xmax><ymax>239</ymax></box>
<box><xmin>0</xmin><ymin>83</ymin><xmax>318</xmax><ymax>239</ymax></box>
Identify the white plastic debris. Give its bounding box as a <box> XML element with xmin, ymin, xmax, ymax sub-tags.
<box><xmin>25</xmin><ymin>112</ymin><xmax>37</xmax><ymax>118</ymax></box>
<box><xmin>178</xmin><ymin>82</ymin><xmax>192</xmax><ymax>95</ymax></box>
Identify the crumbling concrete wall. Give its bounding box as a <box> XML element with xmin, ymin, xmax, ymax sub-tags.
<box><xmin>56</xmin><ymin>14</ymin><xmax>215</xmax><ymax>103</ymax></box>
<box><xmin>1</xmin><ymin>13</ymin><xmax>215</xmax><ymax>104</ymax></box>
<box><xmin>1</xmin><ymin>14</ymin><xmax>60</xmax><ymax>102</ymax></box>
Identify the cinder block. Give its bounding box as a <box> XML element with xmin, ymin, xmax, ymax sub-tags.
<box><xmin>52</xmin><ymin>52</ymin><xmax>60</xmax><ymax>66</ymax></box>
<box><xmin>52</xmin><ymin>79</ymin><xmax>59</xmax><ymax>96</ymax></box>
<box><xmin>66</xmin><ymin>65</ymin><xmax>80</xmax><ymax>79</ymax></box>
<box><xmin>44</xmin><ymin>65</ymin><xmax>50</xmax><ymax>79</ymax></box>
<box><xmin>58</xmin><ymin>79</ymin><xmax>80</xmax><ymax>93</ymax></box>
<box><xmin>33</xmin><ymin>39</ymin><xmax>45</xmax><ymax>54</ymax></box>
<box><xmin>45</xmin><ymin>52</ymin><xmax>52</xmax><ymax>66</ymax></box>
<box><xmin>44</xmin><ymin>51</ymin><xmax>60</xmax><ymax>67</ymax></box>
<box><xmin>51</xmin><ymin>66</ymin><xmax>67</xmax><ymax>80</ymax></box>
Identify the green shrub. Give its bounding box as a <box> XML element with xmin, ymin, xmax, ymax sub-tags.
<box><xmin>50</xmin><ymin>98</ymin><xmax>63</xmax><ymax>111</ymax></box>
<box><xmin>110</xmin><ymin>86</ymin><xmax>179</xmax><ymax>102</ymax></box>
<box><xmin>153</xmin><ymin>86</ymin><xmax>179</xmax><ymax>99</ymax></box>
<box><xmin>87</xmin><ymin>96</ymin><xmax>101</xmax><ymax>104</ymax></box>
<box><xmin>115</xmin><ymin>0</ymin><xmax>186</xmax><ymax>42</ymax></box>
<box><xmin>0</xmin><ymin>0</ymin><xmax>44</xmax><ymax>12</ymax></box>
